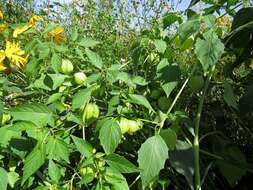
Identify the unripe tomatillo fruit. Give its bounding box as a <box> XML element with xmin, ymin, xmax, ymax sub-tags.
<box><xmin>158</xmin><ymin>96</ymin><xmax>172</xmax><ymax>111</ymax></box>
<box><xmin>1</xmin><ymin>113</ymin><xmax>11</xmax><ymax>125</ymax></box>
<box><xmin>150</xmin><ymin>89</ymin><xmax>161</xmax><ymax>100</ymax></box>
<box><xmin>118</xmin><ymin>117</ymin><xmax>130</xmax><ymax>134</ymax></box>
<box><xmin>128</xmin><ymin>119</ymin><xmax>142</xmax><ymax>135</ymax></box>
<box><xmin>61</xmin><ymin>59</ymin><xmax>73</xmax><ymax>74</ymax></box>
<box><xmin>80</xmin><ymin>166</ymin><xmax>94</xmax><ymax>176</ymax></box>
<box><xmin>188</xmin><ymin>75</ymin><xmax>204</xmax><ymax>93</ymax></box>
<box><xmin>82</xmin><ymin>103</ymin><xmax>100</xmax><ymax>124</ymax></box>
<box><xmin>74</xmin><ymin>72</ymin><xmax>87</xmax><ymax>85</ymax></box>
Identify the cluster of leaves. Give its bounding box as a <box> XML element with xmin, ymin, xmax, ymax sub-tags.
<box><xmin>0</xmin><ymin>0</ymin><xmax>253</xmax><ymax>190</ymax></box>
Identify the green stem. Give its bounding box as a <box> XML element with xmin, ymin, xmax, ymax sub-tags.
<box><xmin>194</xmin><ymin>66</ymin><xmax>215</xmax><ymax>190</ymax></box>
<box><xmin>157</xmin><ymin>63</ymin><xmax>198</xmax><ymax>134</ymax></box>
<box><xmin>166</xmin><ymin>63</ymin><xmax>198</xmax><ymax>115</ymax></box>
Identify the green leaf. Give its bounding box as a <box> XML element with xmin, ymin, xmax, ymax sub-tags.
<box><xmin>75</xmin><ymin>48</ymin><xmax>85</xmax><ymax>61</ymax></box>
<box><xmin>47</xmin><ymin>74</ymin><xmax>66</xmax><ymax>90</ymax></box>
<box><xmin>128</xmin><ymin>94</ymin><xmax>154</xmax><ymax>112</ymax></box>
<box><xmin>160</xmin><ymin>128</ymin><xmax>177</xmax><ymax>150</ymax></box>
<box><xmin>7</xmin><ymin>171</ymin><xmax>19</xmax><ymax>188</ymax></box>
<box><xmin>51</xmin><ymin>53</ymin><xmax>61</xmax><ymax>73</ymax></box>
<box><xmin>78</xmin><ymin>38</ymin><xmax>99</xmax><ymax>48</ymax></box>
<box><xmin>48</xmin><ymin>160</ymin><xmax>62</xmax><ymax>183</ymax></box>
<box><xmin>217</xmin><ymin>145</ymin><xmax>247</xmax><ymax>187</ymax></box>
<box><xmin>46</xmin><ymin>136</ymin><xmax>70</xmax><ymax>163</ymax></box>
<box><xmin>47</xmin><ymin>93</ymin><xmax>62</xmax><ymax>104</ymax></box>
<box><xmin>72</xmin><ymin>87</ymin><xmax>92</xmax><ymax>110</ymax></box>
<box><xmin>10</xmin><ymin>103</ymin><xmax>54</xmax><ymax>127</ymax></box>
<box><xmin>224</xmin><ymin>81</ymin><xmax>238</xmax><ymax>109</ymax></box>
<box><xmin>71</xmin><ymin>135</ymin><xmax>93</xmax><ymax>158</ymax></box>
<box><xmin>105</xmin><ymin>153</ymin><xmax>139</xmax><ymax>174</ymax></box>
<box><xmin>0</xmin><ymin>126</ymin><xmax>20</xmax><ymax>147</ymax></box>
<box><xmin>195</xmin><ymin>30</ymin><xmax>224</xmax><ymax>73</ymax></box>
<box><xmin>32</xmin><ymin>74</ymin><xmax>51</xmax><ymax>91</ymax></box>
<box><xmin>9</xmin><ymin>121</ymin><xmax>36</xmax><ymax>132</ymax></box>
<box><xmin>71</xmin><ymin>27</ymin><xmax>78</xmax><ymax>41</ymax></box>
<box><xmin>104</xmin><ymin>168</ymin><xmax>129</xmax><ymax>190</ymax></box>
<box><xmin>157</xmin><ymin>60</ymin><xmax>180</xmax><ymax>97</ymax></box>
<box><xmin>170</xmin><ymin>141</ymin><xmax>194</xmax><ymax>189</ymax></box>
<box><xmin>163</xmin><ymin>12</ymin><xmax>183</xmax><ymax>28</ymax></box>
<box><xmin>178</xmin><ymin>19</ymin><xmax>200</xmax><ymax>42</ymax></box>
<box><xmin>85</xmin><ymin>48</ymin><xmax>103</xmax><ymax>69</ymax></box>
<box><xmin>138</xmin><ymin>135</ymin><xmax>168</xmax><ymax>187</ymax></box>
<box><xmin>99</xmin><ymin>119</ymin><xmax>121</xmax><ymax>154</ymax></box>
<box><xmin>131</xmin><ymin>76</ymin><xmax>148</xmax><ymax>86</ymax></box>
<box><xmin>0</xmin><ymin>167</ymin><xmax>8</xmax><ymax>190</ymax></box>
<box><xmin>22</xmin><ymin>143</ymin><xmax>46</xmax><ymax>185</ymax></box>
<box><xmin>154</xmin><ymin>39</ymin><xmax>167</xmax><ymax>54</ymax></box>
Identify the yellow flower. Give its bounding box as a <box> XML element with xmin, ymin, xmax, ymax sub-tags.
<box><xmin>217</xmin><ymin>16</ymin><xmax>231</xmax><ymax>28</ymax></box>
<box><xmin>0</xmin><ymin>50</ymin><xmax>7</xmax><ymax>71</ymax></box>
<box><xmin>28</xmin><ymin>15</ymin><xmax>43</xmax><ymax>27</ymax></box>
<box><xmin>0</xmin><ymin>10</ymin><xmax>3</xmax><ymax>19</ymax></box>
<box><xmin>4</xmin><ymin>41</ymin><xmax>28</xmax><ymax>68</ymax></box>
<box><xmin>47</xmin><ymin>26</ymin><xmax>65</xmax><ymax>44</ymax></box>
<box><xmin>0</xmin><ymin>24</ymin><xmax>8</xmax><ymax>33</ymax></box>
<box><xmin>13</xmin><ymin>24</ymin><xmax>30</xmax><ymax>38</ymax></box>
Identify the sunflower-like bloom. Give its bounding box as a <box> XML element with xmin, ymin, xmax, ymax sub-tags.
<box><xmin>47</xmin><ymin>26</ymin><xmax>65</xmax><ymax>44</ymax></box>
<box><xmin>13</xmin><ymin>15</ymin><xmax>42</xmax><ymax>38</ymax></box>
<box><xmin>5</xmin><ymin>41</ymin><xmax>28</xmax><ymax>68</ymax></box>
<box><xmin>0</xmin><ymin>10</ymin><xmax>3</xmax><ymax>19</ymax></box>
<box><xmin>0</xmin><ymin>41</ymin><xmax>28</xmax><ymax>71</ymax></box>
<box><xmin>0</xmin><ymin>24</ymin><xmax>8</xmax><ymax>33</ymax></box>
<box><xmin>28</xmin><ymin>15</ymin><xmax>43</xmax><ymax>27</ymax></box>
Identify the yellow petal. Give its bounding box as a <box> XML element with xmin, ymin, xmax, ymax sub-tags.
<box><xmin>0</xmin><ymin>63</ymin><xmax>7</xmax><ymax>71</ymax></box>
<box><xmin>0</xmin><ymin>24</ymin><xmax>8</xmax><ymax>33</ymax></box>
<box><xmin>13</xmin><ymin>25</ymin><xmax>30</xmax><ymax>38</ymax></box>
<box><xmin>47</xmin><ymin>26</ymin><xmax>65</xmax><ymax>44</ymax></box>
<box><xmin>28</xmin><ymin>15</ymin><xmax>43</xmax><ymax>27</ymax></box>
<box><xmin>4</xmin><ymin>41</ymin><xmax>28</xmax><ymax>68</ymax></box>
<box><xmin>0</xmin><ymin>10</ymin><xmax>3</xmax><ymax>19</ymax></box>
<box><xmin>0</xmin><ymin>50</ymin><xmax>6</xmax><ymax>62</ymax></box>
<box><xmin>48</xmin><ymin>26</ymin><xmax>64</xmax><ymax>35</ymax></box>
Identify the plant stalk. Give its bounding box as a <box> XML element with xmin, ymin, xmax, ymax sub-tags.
<box><xmin>194</xmin><ymin>66</ymin><xmax>215</xmax><ymax>190</ymax></box>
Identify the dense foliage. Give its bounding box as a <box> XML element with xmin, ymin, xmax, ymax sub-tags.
<box><xmin>0</xmin><ymin>0</ymin><xmax>253</xmax><ymax>190</ymax></box>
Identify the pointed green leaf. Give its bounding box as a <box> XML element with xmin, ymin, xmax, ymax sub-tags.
<box><xmin>99</xmin><ymin>119</ymin><xmax>121</xmax><ymax>154</ymax></box>
<box><xmin>22</xmin><ymin>144</ymin><xmax>46</xmax><ymax>184</ymax></box>
<box><xmin>85</xmin><ymin>48</ymin><xmax>103</xmax><ymax>69</ymax></box>
<box><xmin>128</xmin><ymin>94</ymin><xmax>154</xmax><ymax>112</ymax></box>
<box><xmin>105</xmin><ymin>153</ymin><xmax>139</xmax><ymax>173</ymax></box>
<box><xmin>154</xmin><ymin>39</ymin><xmax>167</xmax><ymax>54</ymax></box>
<box><xmin>71</xmin><ymin>135</ymin><xmax>93</xmax><ymax>158</ymax></box>
<box><xmin>138</xmin><ymin>135</ymin><xmax>168</xmax><ymax>187</ymax></box>
<box><xmin>10</xmin><ymin>103</ymin><xmax>54</xmax><ymax>127</ymax></box>
<box><xmin>195</xmin><ymin>30</ymin><xmax>224</xmax><ymax>73</ymax></box>
<box><xmin>72</xmin><ymin>87</ymin><xmax>92</xmax><ymax>110</ymax></box>
<box><xmin>0</xmin><ymin>167</ymin><xmax>8</xmax><ymax>190</ymax></box>
<box><xmin>179</xmin><ymin>19</ymin><xmax>200</xmax><ymax>42</ymax></box>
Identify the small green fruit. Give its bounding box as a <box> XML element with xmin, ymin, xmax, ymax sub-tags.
<box><xmin>82</xmin><ymin>103</ymin><xmax>100</xmax><ymax>124</ymax></box>
<box><xmin>74</xmin><ymin>72</ymin><xmax>87</xmax><ymax>85</ymax></box>
<box><xmin>118</xmin><ymin>117</ymin><xmax>130</xmax><ymax>134</ymax></box>
<box><xmin>147</xmin><ymin>53</ymin><xmax>159</xmax><ymax>64</ymax></box>
<box><xmin>61</xmin><ymin>59</ymin><xmax>73</xmax><ymax>74</ymax></box>
<box><xmin>150</xmin><ymin>89</ymin><xmax>161</xmax><ymax>99</ymax></box>
<box><xmin>80</xmin><ymin>166</ymin><xmax>94</xmax><ymax>176</ymax></box>
<box><xmin>1</xmin><ymin>113</ymin><xmax>11</xmax><ymax>125</ymax></box>
<box><xmin>128</xmin><ymin>120</ymin><xmax>142</xmax><ymax>135</ymax></box>
<box><xmin>188</xmin><ymin>75</ymin><xmax>204</xmax><ymax>92</ymax></box>
<box><xmin>158</xmin><ymin>96</ymin><xmax>172</xmax><ymax>111</ymax></box>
